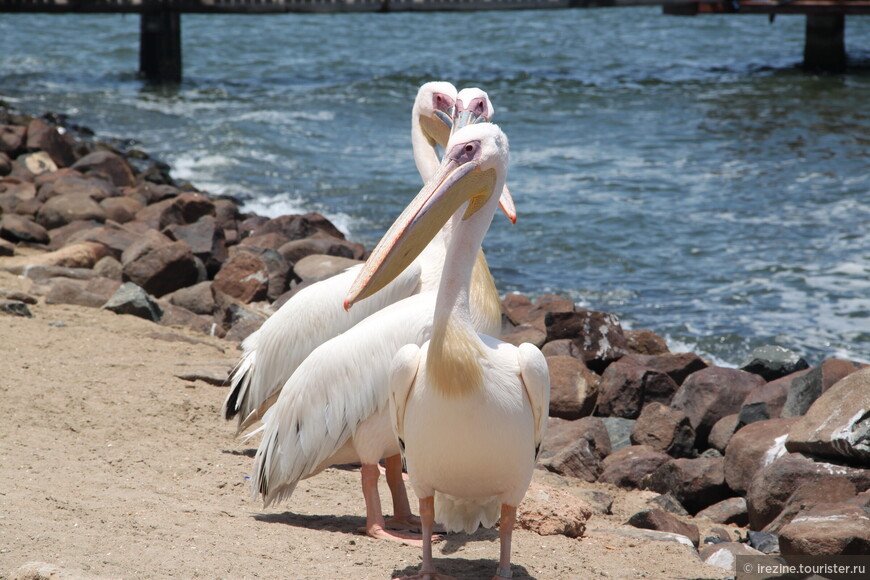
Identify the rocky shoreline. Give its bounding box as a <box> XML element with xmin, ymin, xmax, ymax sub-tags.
<box><xmin>2</xmin><ymin>107</ymin><xmax>868</xmax><ymax>576</ymax></box>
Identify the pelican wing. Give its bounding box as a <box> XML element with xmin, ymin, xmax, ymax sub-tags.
<box><xmin>518</xmin><ymin>343</ymin><xmax>550</xmax><ymax>462</ymax></box>
<box><xmin>222</xmin><ymin>262</ymin><xmax>423</xmax><ymax>433</ymax></box>
<box><xmin>250</xmin><ymin>293</ymin><xmax>435</xmax><ymax>507</ymax></box>
<box><xmin>388</xmin><ymin>343</ymin><xmax>422</xmax><ymax>459</ymax></box>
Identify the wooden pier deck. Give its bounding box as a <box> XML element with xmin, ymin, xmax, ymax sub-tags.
<box><xmin>1</xmin><ymin>0</ymin><xmax>867</xmax><ymax>79</ymax></box>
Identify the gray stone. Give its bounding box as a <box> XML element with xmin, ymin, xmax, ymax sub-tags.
<box><xmin>601</xmin><ymin>417</ymin><xmax>635</xmax><ymax>452</ymax></box>
<box><xmin>740</xmin><ymin>345</ymin><xmax>809</xmax><ymax>381</ymax></box>
<box><xmin>35</xmin><ymin>193</ymin><xmax>107</xmax><ymax>229</ymax></box>
<box><xmin>164</xmin><ymin>281</ymin><xmax>215</xmax><ymax>316</ymax></box>
<box><xmin>0</xmin><ymin>299</ymin><xmax>32</xmax><ymax>317</ymax></box>
<box><xmin>781</xmin><ymin>358</ymin><xmax>862</xmax><ymax>418</ymax></box>
<box><xmin>598</xmin><ymin>445</ymin><xmax>671</xmax><ymax>489</ymax></box>
<box><xmin>746</xmin><ymin>530</ymin><xmax>780</xmax><ymax>554</ymax></box>
<box><xmin>102</xmin><ymin>282</ymin><xmax>163</xmax><ymax>322</ymax></box>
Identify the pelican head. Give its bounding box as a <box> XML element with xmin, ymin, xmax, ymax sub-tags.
<box><xmin>454</xmin><ymin>87</ymin><xmax>495</xmax><ymax>132</ymax></box>
<box><xmin>414</xmin><ymin>81</ymin><xmax>457</xmax><ymax>149</ymax></box>
<box><xmin>346</xmin><ymin>123</ymin><xmax>509</xmax><ymax>310</ymax></box>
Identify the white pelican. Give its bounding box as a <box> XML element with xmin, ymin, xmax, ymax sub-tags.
<box><xmin>246</xmin><ymin>86</ymin><xmax>512</xmax><ymax>546</ymax></box>
<box><xmin>345</xmin><ymin>123</ymin><xmax>550</xmax><ymax>580</ymax></box>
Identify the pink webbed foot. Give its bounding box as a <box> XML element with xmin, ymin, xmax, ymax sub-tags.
<box><xmin>361</xmin><ymin>522</ymin><xmax>425</xmax><ymax>548</ymax></box>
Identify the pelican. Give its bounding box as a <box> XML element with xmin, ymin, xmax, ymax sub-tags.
<box><xmin>345</xmin><ymin>123</ymin><xmax>550</xmax><ymax>580</ymax></box>
<box><xmin>246</xmin><ymin>86</ymin><xmax>512</xmax><ymax>546</ymax></box>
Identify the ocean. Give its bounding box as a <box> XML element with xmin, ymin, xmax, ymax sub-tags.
<box><xmin>1</xmin><ymin>8</ymin><xmax>869</xmax><ymax>366</ymax></box>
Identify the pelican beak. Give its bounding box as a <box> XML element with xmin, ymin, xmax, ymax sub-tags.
<box><xmin>454</xmin><ymin>109</ymin><xmax>484</xmax><ymax>132</ymax></box>
<box><xmin>499</xmin><ymin>184</ymin><xmax>517</xmax><ymax>225</ymax></box>
<box><xmin>345</xmin><ymin>158</ymin><xmax>495</xmax><ymax>310</ymax></box>
<box><xmin>420</xmin><ymin>109</ymin><xmax>454</xmax><ymax>148</ymax></box>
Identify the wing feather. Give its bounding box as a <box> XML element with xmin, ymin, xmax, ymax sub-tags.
<box><xmin>518</xmin><ymin>343</ymin><xmax>550</xmax><ymax>462</ymax></box>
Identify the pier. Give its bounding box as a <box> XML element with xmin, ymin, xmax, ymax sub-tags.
<box><xmin>1</xmin><ymin>0</ymin><xmax>867</xmax><ymax>80</ymax></box>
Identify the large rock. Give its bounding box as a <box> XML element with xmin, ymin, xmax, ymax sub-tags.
<box><xmin>120</xmin><ymin>229</ymin><xmax>198</xmax><ymax>297</ymax></box>
<box><xmin>253</xmin><ymin>212</ymin><xmax>345</xmax><ymax>242</ymax></box>
<box><xmin>545</xmin><ymin>355</ymin><xmax>598</xmax><ymax>419</ymax></box>
<box><xmin>625</xmin><ymin>508</ymin><xmax>700</xmax><ymax>547</ymax></box>
<box><xmin>505</xmin><ymin>293</ymin><xmax>573</xmax><ymax>331</ymax></box>
<box><xmin>670</xmin><ymin>366</ymin><xmax>767</xmax><ymax>449</ymax></box>
<box><xmin>71</xmin><ymin>150</ymin><xmax>136</xmax><ymax>187</ymax></box>
<box><xmin>630</xmin><ymin>402</ymin><xmax>695</xmax><ymax>458</ymax></box>
<box><xmin>738</xmin><ymin>369</ymin><xmax>808</xmax><ymax>426</ymax></box>
<box><xmin>231</xmin><ymin>246</ymin><xmax>292</xmax><ymax>302</ymax></box>
<box><xmin>642</xmin><ymin>457</ymin><xmax>732</xmax><ymax>515</ymax></box>
<box><xmin>0</xmin><ymin>214</ymin><xmax>49</xmax><ymax>244</ymax></box>
<box><xmin>694</xmin><ymin>497</ymin><xmax>748</xmax><ymax>526</ymax></box>
<box><xmin>786</xmin><ymin>368</ymin><xmax>870</xmax><ymax>463</ymax></box>
<box><xmin>501</xmin><ymin>325</ymin><xmax>547</xmax><ymax>349</ymax></box>
<box><xmin>621</xmin><ymin>352</ymin><xmax>708</xmax><ymax>386</ymax></box>
<box><xmin>0</xmin><ymin>241</ymin><xmax>108</xmax><ymax>270</ymax></box>
<box><xmin>100</xmin><ymin>196</ymin><xmax>143</xmax><ymax>224</ymax></box>
<box><xmin>539</xmin><ymin>417</ymin><xmax>610</xmax><ymax>482</ymax></box>
<box><xmin>278</xmin><ymin>233</ymin><xmax>365</xmax><ymax>263</ymax></box>
<box><xmin>781</xmin><ymin>358</ymin><xmax>863</xmax><ymax>418</ymax></box>
<box><xmin>596</xmin><ymin>358</ymin><xmax>679</xmax><ymax>419</ymax></box>
<box><xmin>515</xmin><ymin>483</ymin><xmax>592</xmax><ymax>538</ymax></box>
<box><xmin>598</xmin><ymin>444</ymin><xmax>671</xmax><ymax>488</ymax></box>
<box><xmin>708</xmin><ymin>413</ymin><xmax>741</xmax><ymax>454</ymax></box>
<box><xmin>624</xmin><ymin>328</ymin><xmax>670</xmax><ymax>356</ymax></box>
<box><xmin>293</xmin><ymin>253</ymin><xmax>359</xmax><ymax>282</ymax></box>
<box><xmin>740</xmin><ymin>345</ymin><xmax>809</xmax><ymax>381</ymax></box>
<box><xmin>763</xmin><ymin>478</ymin><xmax>859</xmax><ymax>535</ymax></box>
<box><xmin>102</xmin><ymin>282</ymin><xmax>163</xmax><ymax>322</ymax></box>
<box><xmin>26</xmin><ymin>118</ymin><xmax>76</xmax><ymax>167</ymax></box>
<box><xmin>164</xmin><ymin>281</ymin><xmax>215</xmax><ymax>316</ymax></box>
<box><xmin>37</xmin><ymin>175</ymin><xmax>117</xmax><ymax>202</ymax></box>
<box><xmin>35</xmin><ymin>193</ymin><xmax>106</xmax><ymax>229</ymax></box>
<box><xmin>0</xmin><ymin>124</ymin><xmax>26</xmax><ymax>154</ymax></box>
<box><xmin>778</xmin><ymin>498</ymin><xmax>870</xmax><ymax>556</ymax></box>
<box><xmin>723</xmin><ymin>417</ymin><xmax>798</xmax><ymax>494</ymax></box>
<box><xmin>45</xmin><ymin>278</ymin><xmax>119</xmax><ymax>308</ymax></box>
<box><xmin>212</xmin><ymin>251</ymin><xmax>269</xmax><ymax>304</ymax></box>
<box><xmin>163</xmin><ymin>215</ymin><xmax>227</xmax><ymax>277</ymax></box>
<box><xmin>746</xmin><ymin>453</ymin><xmax>870</xmax><ymax>531</ymax></box>
<box><xmin>544</xmin><ymin>308</ymin><xmax>629</xmax><ymax>373</ymax></box>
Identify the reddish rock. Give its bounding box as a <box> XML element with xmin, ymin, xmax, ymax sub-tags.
<box><xmin>723</xmin><ymin>417</ymin><xmax>799</xmax><ymax>494</ymax></box>
<box><xmin>163</xmin><ymin>215</ymin><xmax>227</xmax><ymax>276</ymax></box>
<box><xmin>35</xmin><ymin>193</ymin><xmax>106</xmax><ymax>229</ymax></box>
<box><xmin>626</xmin><ymin>508</ymin><xmax>700</xmax><ymax>547</ymax></box>
<box><xmin>540</xmin><ymin>338</ymin><xmax>583</xmax><ymax>358</ymax></box>
<box><xmin>173</xmin><ymin>192</ymin><xmax>216</xmax><ymax>224</ymax></box>
<box><xmin>694</xmin><ymin>497</ymin><xmax>748</xmax><ymax>526</ymax></box>
<box><xmin>781</xmin><ymin>358</ymin><xmax>863</xmax><ymax>418</ymax></box>
<box><xmin>293</xmin><ymin>254</ymin><xmax>359</xmax><ymax>282</ymax></box>
<box><xmin>670</xmin><ymin>366</ymin><xmax>767</xmax><ymax>448</ymax></box>
<box><xmin>778</xmin><ymin>500</ymin><xmax>870</xmax><ymax>556</ymax></box>
<box><xmin>238</xmin><ymin>214</ymin><xmax>269</xmax><ymax>238</ymax></box>
<box><xmin>157</xmin><ymin>302</ymin><xmax>217</xmax><ymax>336</ymax></box>
<box><xmin>545</xmin><ymin>308</ymin><xmax>629</xmax><ymax>372</ymax></box>
<box><xmin>93</xmin><ymin>256</ymin><xmax>123</xmax><ymax>281</ymax></box>
<box><xmin>642</xmin><ymin>456</ymin><xmax>732</xmax><ymax>514</ymax></box>
<box><xmin>213</xmin><ymin>198</ymin><xmax>241</xmax><ymax>231</ymax></box>
<box><xmin>624</xmin><ymin>328</ymin><xmax>670</xmax><ymax>356</ymax></box>
<box><xmin>0</xmin><ymin>152</ymin><xmax>11</xmax><ymax>176</ymax></box>
<box><xmin>239</xmin><ymin>232</ymin><xmax>292</xmax><ymax>252</ymax></box>
<box><xmin>120</xmin><ymin>229</ymin><xmax>198</xmax><ymax>297</ymax></box>
<box><xmin>71</xmin><ymin>150</ymin><xmax>136</xmax><ymax>187</ymax></box>
<box><xmin>746</xmin><ymin>453</ymin><xmax>870</xmax><ymax>531</ymax></box>
<box><xmin>519</xmin><ymin>293</ymin><xmax>575</xmax><ymax>331</ymax></box>
<box><xmin>739</xmin><ymin>369</ymin><xmax>809</xmax><ymax>424</ymax></box>
<box><xmin>598</xmin><ymin>444</ymin><xmax>671</xmax><ymax>489</ymax></box>
<box><xmin>1</xmin><ymin>241</ymin><xmax>107</xmax><ymax>270</ymax></box>
<box><xmin>0</xmin><ymin>124</ymin><xmax>26</xmax><ymax>154</ymax></box>
<box><xmin>253</xmin><ymin>212</ymin><xmax>344</xmax><ymax>242</ymax></box>
<box><xmin>622</xmin><ymin>352</ymin><xmax>709</xmax><ymax>386</ymax></box>
<box><xmin>278</xmin><ymin>232</ymin><xmax>365</xmax><ymax>262</ymax></box>
<box><xmin>0</xmin><ymin>214</ymin><xmax>49</xmax><ymax>244</ymax></box>
<box><xmin>501</xmin><ymin>292</ymin><xmax>534</xmax><ymax>326</ymax></box>
<box><xmin>545</xmin><ymin>355</ymin><xmax>598</xmax><ymax>419</ymax></box>
<box><xmin>516</xmin><ymin>483</ymin><xmax>592</xmax><ymax>538</ymax></box>
<box><xmin>539</xmin><ymin>416</ymin><xmax>610</xmax><ymax>482</ymax></box>
<box><xmin>708</xmin><ymin>413</ymin><xmax>741</xmax><ymax>454</ymax></box>
<box><xmin>26</xmin><ymin>118</ymin><xmax>76</xmax><ymax>167</ymax></box>
<box><xmin>500</xmin><ymin>324</ymin><xmax>547</xmax><ymax>349</ymax></box>
<box><xmin>0</xmin><ymin>238</ymin><xmax>14</xmax><ymax>256</ymax></box>
<box><xmin>785</xmin><ymin>368</ymin><xmax>870</xmax><ymax>463</ymax></box>
<box><xmin>100</xmin><ymin>196</ymin><xmax>143</xmax><ymax>223</ymax></box>
<box><xmin>44</xmin><ymin>278</ymin><xmax>105</xmax><ymax>308</ymax></box>
<box><xmin>630</xmin><ymin>402</ymin><xmax>695</xmax><ymax>458</ymax></box>
<box><xmin>135</xmin><ymin>197</ymin><xmax>182</xmax><ymax>230</ymax></box>
<box><xmin>597</xmin><ymin>358</ymin><xmax>679</xmax><ymax>419</ymax></box>
<box><xmin>164</xmin><ymin>281</ymin><xmax>215</xmax><ymax>316</ymax></box>
<box><xmin>46</xmin><ymin>220</ymin><xmax>101</xmax><ymax>250</ymax></box>
<box><xmin>231</xmin><ymin>246</ymin><xmax>292</xmax><ymax>302</ymax></box>
<box><xmin>124</xmin><ymin>183</ymin><xmax>180</xmax><ymax>206</ymax></box>
<box><xmin>212</xmin><ymin>252</ymin><xmax>269</xmax><ymax>304</ymax></box>
<box><xmin>764</xmin><ymin>477</ymin><xmax>858</xmax><ymax>534</ymax></box>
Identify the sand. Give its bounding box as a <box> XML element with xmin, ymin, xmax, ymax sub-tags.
<box><xmin>0</xmin><ymin>270</ymin><xmax>733</xmax><ymax>580</ymax></box>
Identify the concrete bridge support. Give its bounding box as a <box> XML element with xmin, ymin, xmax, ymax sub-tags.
<box><xmin>139</xmin><ymin>9</ymin><xmax>182</xmax><ymax>82</ymax></box>
<box><xmin>803</xmin><ymin>14</ymin><xmax>846</xmax><ymax>72</ymax></box>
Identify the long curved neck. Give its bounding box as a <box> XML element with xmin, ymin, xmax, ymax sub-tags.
<box><xmin>411</xmin><ymin>113</ymin><xmax>441</xmax><ymax>185</ymax></box>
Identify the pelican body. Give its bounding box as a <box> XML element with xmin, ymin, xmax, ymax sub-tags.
<box><xmin>346</xmin><ymin>123</ymin><xmax>549</xmax><ymax>580</ymax></box>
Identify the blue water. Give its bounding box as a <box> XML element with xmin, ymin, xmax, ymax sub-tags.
<box><xmin>2</xmin><ymin>9</ymin><xmax>869</xmax><ymax>366</ymax></box>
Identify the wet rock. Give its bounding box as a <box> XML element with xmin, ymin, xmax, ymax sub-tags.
<box><xmin>626</xmin><ymin>508</ymin><xmax>700</xmax><ymax>547</ymax></box>
<box><xmin>26</xmin><ymin>118</ymin><xmax>76</xmax><ymax>167</ymax></box>
<box><xmin>670</xmin><ymin>366</ymin><xmax>767</xmax><ymax>449</ymax></box>
<box><xmin>212</xmin><ymin>251</ymin><xmax>269</xmax><ymax>304</ymax></box>
<box><xmin>598</xmin><ymin>444</ymin><xmax>671</xmax><ymax>488</ymax></box>
<box><xmin>0</xmin><ymin>214</ymin><xmax>49</xmax><ymax>244</ymax></box>
<box><xmin>102</xmin><ymin>282</ymin><xmax>163</xmax><ymax>322</ymax></box>
<box><xmin>35</xmin><ymin>193</ymin><xmax>106</xmax><ymax>229</ymax></box>
<box><xmin>785</xmin><ymin>368</ymin><xmax>870</xmax><ymax>463</ymax></box>
<box><xmin>292</xmin><ymin>253</ymin><xmax>359</xmax><ymax>282</ymax></box>
<box><xmin>501</xmin><ymin>324</ymin><xmax>547</xmax><ymax>349</ymax></box>
<box><xmin>622</xmin><ymin>352</ymin><xmax>708</xmax><ymax>386</ymax></box>
<box><xmin>120</xmin><ymin>229</ymin><xmax>198</xmax><ymax>297</ymax></box>
<box><xmin>708</xmin><ymin>413</ymin><xmax>741</xmax><ymax>454</ymax></box>
<box><xmin>71</xmin><ymin>150</ymin><xmax>136</xmax><ymax>187</ymax></box>
<box><xmin>630</xmin><ymin>402</ymin><xmax>695</xmax><ymax>458</ymax></box>
<box><xmin>37</xmin><ymin>174</ymin><xmax>116</xmax><ymax>202</ymax></box>
<box><xmin>723</xmin><ymin>417</ymin><xmax>799</xmax><ymax>494</ymax></box>
<box><xmin>164</xmin><ymin>281</ymin><xmax>215</xmax><ymax>316</ymax></box>
<box><xmin>740</xmin><ymin>345</ymin><xmax>809</xmax><ymax>381</ymax></box>
<box><xmin>781</xmin><ymin>358</ymin><xmax>863</xmax><ymax>418</ymax></box>
<box><xmin>642</xmin><ymin>456</ymin><xmax>732</xmax><ymax>515</ymax></box>
<box><xmin>624</xmin><ymin>328</ymin><xmax>670</xmax><ymax>355</ymax></box>
<box><xmin>699</xmin><ymin>542</ymin><xmax>764</xmax><ymax>572</ymax></box>
<box><xmin>515</xmin><ymin>483</ymin><xmax>592</xmax><ymax>538</ymax></box>
<box><xmin>0</xmin><ymin>299</ymin><xmax>32</xmax><ymax>317</ymax></box>
<box><xmin>695</xmin><ymin>497</ymin><xmax>748</xmax><ymax>526</ymax></box>
<box><xmin>778</xmin><ymin>500</ymin><xmax>870</xmax><ymax>556</ymax></box>
<box><xmin>545</xmin><ymin>308</ymin><xmax>629</xmax><ymax>373</ymax></box>
<box><xmin>601</xmin><ymin>417</ymin><xmax>635</xmax><ymax>452</ymax></box>
<box><xmin>540</xmin><ymin>416</ymin><xmax>610</xmax><ymax>482</ymax></box>
<box><xmin>596</xmin><ymin>358</ymin><xmax>679</xmax><ymax>419</ymax></box>
<box><xmin>746</xmin><ymin>530</ymin><xmax>780</xmax><ymax>554</ymax></box>
<box><xmin>746</xmin><ymin>453</ymin><xmax>870</xmax><ymax>531</ymax></box>
<box><xmin>100</xmin><ymin>196</ymin><xmax>143</xmax><ymax>223</ymax></box>
<box><xmin>545</xmin><ymin>355</ymin><xmax>598</xmax><ymax>419</ymax></box>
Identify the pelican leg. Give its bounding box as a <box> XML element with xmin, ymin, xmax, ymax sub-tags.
<box><xmin>491</xmin><ymin>504</ymin><xmax>517</xmax><ymax>580</ymax></box>
<box><xmin>359</xmin><ymin>463</ymin><xmax>424</xmax><ymax>547</ymax></box>
<box><xmin>384</xmin><ymin>454</ymin><xmax>418</xmax><ymax>530</ymax></box>
<box><xmin>393</xmin><ymin>496</ymin><xmax>458</xmax><ymax>580</ymax></box>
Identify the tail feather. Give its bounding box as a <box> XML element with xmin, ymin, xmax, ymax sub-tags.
<box><xmin>434</xmin><ymin>492</ymin><xmax>500</xmax><ymax>534</ymax></box>
<box><xmin>222</xmin><ymin>345</ymin><xmax>257</xmax><ymax>424</ymax></box>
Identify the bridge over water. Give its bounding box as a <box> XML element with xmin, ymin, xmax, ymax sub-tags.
<box><xmin>1</xmin><ymin>0</ymin><xmax>866</xmax><ymax>80</ymax></box>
